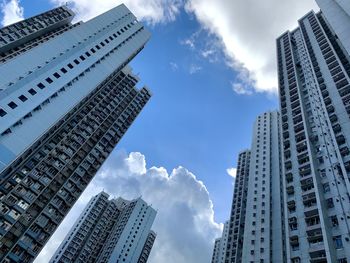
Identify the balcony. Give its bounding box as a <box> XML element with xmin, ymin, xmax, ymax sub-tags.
<box><xmin>299</xmin><ymin>164</ymin><xmax>311</xmax><ymax>177</ymax></box>
<box><xmin>309</xmin><ymin>249</ymin><xmax>327</xmax><ymax>263</ymax></box>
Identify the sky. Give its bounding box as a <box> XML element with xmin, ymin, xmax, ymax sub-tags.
<box><xmin>0</xmin><ymin>0</ymin><xmax>319</xmax><ymax>262</ymax></box>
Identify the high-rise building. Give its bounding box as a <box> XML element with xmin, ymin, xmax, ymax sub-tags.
<box><xmin>0</xmin><ymin>4</ymin><xmax>152</xmax><ymax>262</ymax></box>
<box><xmin>224</xmin><ymin>150</ymin><xmax>250</xmax><ymax>263</ymax></box>
<box><xmin>315</xmin><ymin>0</ymin><xmax>350</xmax><ymax>56</ymax></box>
<box><xmin>137</xmin><ymin>230</ymin><xmax>157</xmax><ymax>263</ymax></box>
<box><xmin>211</xmin><ymin>238</ymin><xmax>222</xmax><ymax>263</ymax></box>
<box><xmin>50</xmin><ymin>192</ymin><xmax>157</xmax><ymax>263</ymax></box>
<box><xmin>241</xmin><ymin>111</ymin><xmax>285</xmax><ymax>263</ymax></box>
<box><xmin>277</xmin><ymin>6</ymin><xmax>350</xmax><ymax>262</ymax></box>
<box><xmin>211</xmin><ymin>220</ymin><xmax>229</xmax><ymax>263</ymax></box>
<box><xmin>221</xmin><ymin>112</ymin><xmax>285</xmax><ymax>263</ymax></box>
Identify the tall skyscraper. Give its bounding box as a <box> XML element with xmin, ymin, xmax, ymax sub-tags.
<box><xmin>211</xmin><ymin>238</ymin><xmax>222</xmax><ymax>263</ymax></box>
<box><xmin>0</xmin><ymin>4</ymin><xmax>152</xmax><ymax>262</ymax></box>
<box><xmin>315</xmin><ymin>0</ymin><xmax>350</xmax><ymax>56</ymax></box>
<box><xmin>224</xmin><ymin>150</ymin><xmax>250</xmax><ymax>263</ymax></box>
<box><xmin>50</xmin><ymin>192</ymin><xmax>156</xmax><ymax>263</ymax></box>
<box><xmin>137</xmin><ymin>230</ymin><xmax>157</xmax><ymax>263</ymax></box>
<box><xmin>241</xmin><ymin>111</ymin><xmax>285</xmax><ymax>263</ymax></box>
<box><xmin>211</xmin><ymin>220</ymin><xmax>229</xmax><ymax>263</ymax></box>
<box><xmin>277</xmin><ymin>6</ymin><xmax>350</xmax><ymax>262</ymax></box>
<box><xmin>221</xmin><ymin>112</ymin><xmax>285</xmax><ymax>263</ymax></box>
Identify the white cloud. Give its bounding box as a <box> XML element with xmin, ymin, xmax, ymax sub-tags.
<box><xmin>226</xmin><ymin>167</ymin><xmax>237</xmax><ymax>179</ymax></box>
<box><xmin>1</xmin><ymin>0</ymin><xmax>24</xmax><ymax>26</ymax></box>
<box><xmin>50</xmin><ymin>0</ymin><xmax>318</xmax><ymax>95</ymax></box>
<box><xmin>51</xmin><ymin>0</ymin><xmax>183</xmax><ymax>24</ymax></box>
<box><xmin>35</xmin><ymin>150</ymin><xmax>221</xmax><ymax>263</ymax></box>
<box><xmin>189</xmin><ymin>64</ymin><xmax>202</xmax><ymax>74</ymax></box>
<box><xmin>170</xmin><ymin>61</ymin><xmax>178</xmax><ymax>71</ymax></box>
<box><xmin>184</xmin><ymin>0</ymin><xmax>319</xmax><ymax>94</ymax></box>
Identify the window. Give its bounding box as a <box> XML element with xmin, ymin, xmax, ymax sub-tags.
<box><xmin>18</xmin><ymin>95</ymin><xmax>27</xmax><ymax>102</ymax></box>
<box><xmin>53</xmin><ymin>72</ymin><xmax>61</xmax><ymax>79</ymax></box>
<box><xmin>80</xmin><ymin>55</ymin><xmax>85</xmax><ymax>61</ymax></box>
<box><xmin>67</xmin><ymin>63</ymin><xmax>74</xmax><ymax>69</ymax></box>
<box><xmin>46</xmin><ymin>77</ymin><xmax>53</xmax><ymax>84</ymax></box>
<box><xmin>28</xmin><ymin>88</ymin><xmax>37</xmax><ymax>95</ymax></box>
<box><xmin>85</xmin><ymin>52</ymin><xmax>91</xmax><ymax>57</ymax></box>
<box><xmin>8</xmin><ymin>101</ymin><xmax>17</xmax><ymax>109</ymax></box>
<box><xmin>327</xmin><ymin>198</ymin><xmax>335</xmax><ymax>208</ymax></box>
<box><xmin>61</xmin><ymin>67</ymin><xmax>67</xmax><ymax>74</ymax></box>
<box><xmin>323</xmin><ymin>183</ymin><xmax>330</xmax><ymax>193</ymax></box>
<box><xmin>0</xmin><ymin>108</ymin><xmax>7</xmax><ymax>117</ymax></box>
<box><xmin>96</xmin><ymin>45</ymin><xmax>101</xmax><ymax>50</ymax></box>
<box><xmin>74</xmin><ymin>59</ymin><xmax>80</xmax><ymax>65</ymax></box>
<box><xmin>330</xmin><ymin>216</ymin><xmax>338</xmax><ymax>228</ymax></box>
<box><xmin>37</xmin><ymin>82</ymin><xmax>45</xmax><ymax>89</ymax></box>
<box><xmin>334</xmin><ymin>236</ymin><xmax>343</xmax><ymax>249</ymax></box>
<box><xmin>91</xmin><ymin>48</ymin><xmax>96</xmax><ymax>53</ymax></box>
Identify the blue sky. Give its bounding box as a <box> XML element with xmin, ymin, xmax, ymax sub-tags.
<box><xmin>0</xmin><ymin>0</ymin><xmax>319</xmax><ymax>262</ymax></box>
<box><xmin>11</xmin><ymin>0</ymin><xmax>280</xmax><ymax>223</ymax></box>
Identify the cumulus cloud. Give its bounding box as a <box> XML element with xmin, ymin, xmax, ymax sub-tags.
<box><xmin>51</xmin><ymin>0</ymin><xmax>183</xmax><ymax>24</ymax></box>
<box><xmin>1</xmin><ymin>0</ymin><xmax>24</xmax><ymax>26</ymax></box>
<box><xmin>184</xmin><ymin>0</ymin><xmax>319</xmax><ymax>95</ymax></box>
<box><xmin>226</xmin><ymin>167</ymin><xmax>237</xmax><ymax>179</ymax></box>
<box><xmin>49</xmin><ymin>0</ymin><xmax>319</xmax><ymax>95</ymax></box>
<box><xmin>35</xmin><ymin>150</ymin><xmax>221</xmax><ymax>263</ymax></box>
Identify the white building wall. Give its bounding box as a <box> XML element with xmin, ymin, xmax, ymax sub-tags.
<box><xmin>316</xmin><ymin>0</ymin><xmax>350</xmax><ymax>56</ymax></box>
<box><xmin>0</xmin><ymin>4</ymin><xmax>150</xmax><ymax>171</ymax></box>
<box><xmin>104</xmin><ymin>198</ymin><xmax>157</xmax><ymax>263</ymax></box>
<box><xmin>242</xmin><ymin>111</ymin><xmax>284</xmax><ymax>263</ymax></box>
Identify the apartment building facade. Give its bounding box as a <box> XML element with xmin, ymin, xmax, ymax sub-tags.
<box><xmin>0</xmin><ymin>4</ymin><xmax>151</xmax><ymax>262</ymax></box>
<box><xmin>50</xmin><ymin>192</ymin><xmax>156</xmax><ymax>263</ymax></box>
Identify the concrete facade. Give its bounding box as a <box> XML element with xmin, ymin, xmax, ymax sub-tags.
<box><xmin>224</xmin><ymin>150</ymin><xmax>250</xmax><ymax>263</ymax></box>
<box><xmin>221</xmin><ymin>112</ymin><xmax>285</xmax><ymax>263</ymax></box>
<box><xmin>277</xmin><ymin>8</ymin><xmax>350</xmax><ymax>263</ymax></box>
<box><xmin>50</xmin><ymin>192</ymin><xmax>157</xmax><ymax>263</ymax></box>
<box><xmin>241</xmin><ymin>111</ymin><xmax>285</xmax><ymax>263</ymax></box>
<box><xmin>0</xmin><ymin>5</ymin><xmax>151</xmax><ymax>262</ymax></box>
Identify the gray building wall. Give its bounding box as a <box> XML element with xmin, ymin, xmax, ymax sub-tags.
<box><xmin>0</xmin><ymin>4</ymin><xmax>152</xmax><ymax>263</ymax></box>
<box><xmin>277</xmin><ymin>8</ymin><xmax>350</xmax><ymax>262</ymax></box>
<box><xmin>241</xmin><ymin>111</ymin><xmax>285</xmax><ymax>263</ymax></box>
<box><xmin>316</xmin><ymin>0</ymin><xmax>350</xmax><ymax>56</ymax></box>
<box><xmin>224</xmin><ymin>150</ymin><xmax>251</xmax><ymax>263</ymax></box>
<box><xmin>50</xmin><ymin>192</ymin><xmax>157</xmax><ymax>263</ymax></box>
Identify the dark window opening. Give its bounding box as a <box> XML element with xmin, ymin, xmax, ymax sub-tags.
<box><xmin>37</xmin><ymin>82</ymin><xmax>45</xmax><ymax>89</ymax></box>
<box><xmin>28</xmin><ymin>89</ymin><xmax>37</xmax><ymax>95</ymax></box>
<box><xmin>8</xmin><ymin>101</ymin><xmax>17</xmax><ymax>109</ymax></box>
<box><xmin>18</xmin><ymin>95</ymin><xmax>27</xmax><ymax>102</ymax></box>
<box><xmin>0</xmin><ymin>108</ymin><xmax>7</xmax><ymax>117</ymax></box>
<box><xmin>53</xmin><ymin>72</ymin><xmax>61</xmax><ymax>79</ymax></box>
